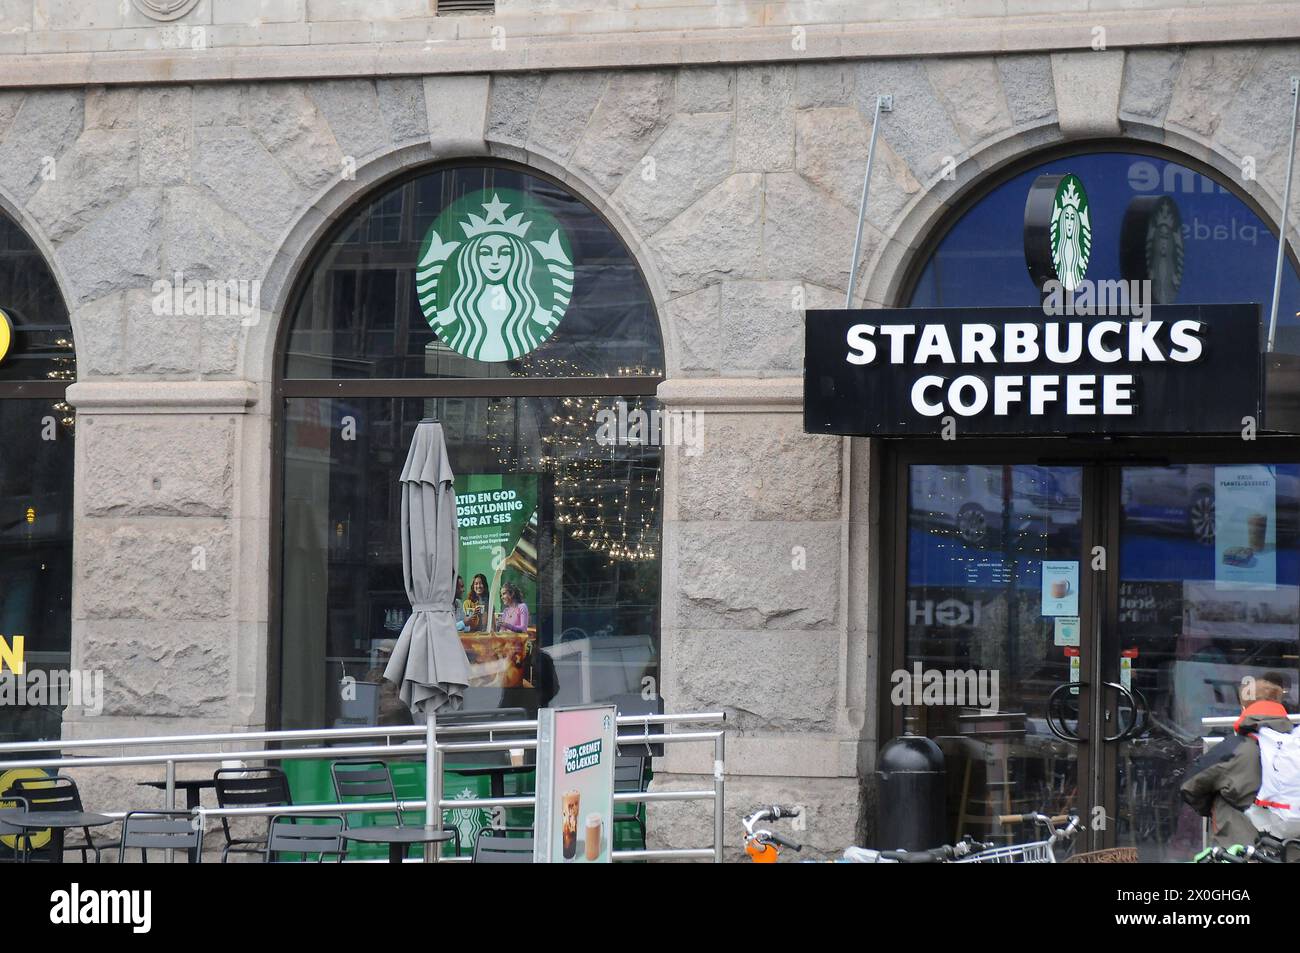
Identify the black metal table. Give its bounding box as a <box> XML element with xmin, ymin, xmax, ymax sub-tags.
<box><xmin>138</xmin><ymin>778</ymin><xmax>216</xmax><ymax>811</ymax></box>
<box><xmin>341</xmin><ymin>825</ymin><xmax>455</xmax><ymax>864</ymax></box>
<box><xmin>0</xmin><ymin>808</ymin><xmax>113</xmax><ymax>863</ymax></box>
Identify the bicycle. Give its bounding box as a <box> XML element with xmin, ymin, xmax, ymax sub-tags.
<box><xmin>741</xmin><ymin>805</ymin><xmax>994</xmax><ymax>863</ymax></box>
<box><xmin>741</xmin><ymin>805</ymin><xmax>803</xmax><ymax>862</ymax></box>
<box><xmin>950</xmin><ymin>813</ymin><xmax>1083</xmax><ymax>863</ymax></box>
<box><xmin>1194</xmin><ymin>833</ymin><xmax>1300</xmax><ymax>864</ymax></box>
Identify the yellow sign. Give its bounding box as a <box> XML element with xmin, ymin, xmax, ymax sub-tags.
<box><xmin>0</xmin><ymin>635</ymin><xmax>22</xmax><ymax>675</ymax></box>
<box><xmin>0</xmin><ymin>309</ymin><xmax>10</xmax><ymax>364</ymax></box>
<box><xmin>0</xmin><ymin>769</ymin><xmax>51</xmax><ymax>852</ymax></box>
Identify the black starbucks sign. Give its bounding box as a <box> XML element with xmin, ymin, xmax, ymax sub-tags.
<box><xmin>803</xmin><ymin>304</ymin><xmax>1263</xmax><ymax>437</ymax></box>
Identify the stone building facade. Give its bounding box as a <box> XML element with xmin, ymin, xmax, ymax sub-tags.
<box><xmin>0</xmin><ymin>0</ymin><xmax>1297</xmax><ymax>857</ymax></box>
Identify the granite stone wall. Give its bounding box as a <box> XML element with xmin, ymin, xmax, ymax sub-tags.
<box><xmin>1</xmin><ymin>41</ymin><xmax>1293</xmax><ymax>849</ymax></box>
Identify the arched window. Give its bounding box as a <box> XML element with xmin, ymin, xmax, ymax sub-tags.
<box><xmin>275</xmin><ymin>163</ymin><xmax>665</xmax><ymax>734</ymax></box>
<box><xmin>0</xmin><ymin>211</ymin><xmax>75</xmax><ymax>747</ymax></box>
<box><xmin>906</xmin><ymin>148</ymin><xmax>1300</xmax><ymax>337</ymax></box>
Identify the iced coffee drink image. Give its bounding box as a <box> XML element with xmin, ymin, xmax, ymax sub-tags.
<box><xmin>561</xmin><ymin>790</ymin><xmax>580</xmax><ymax>860</ymax></box>
<box><xmin>584</xmin><ymin>813</ymin><xmax>602</xmax><ymax>861</ymax></box>
<box><xmin>1248</xmin><ymin>513</ymin><xmax>1268</xmax><ymax>551</ymax></box>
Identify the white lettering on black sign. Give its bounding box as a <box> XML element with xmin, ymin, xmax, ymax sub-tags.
<box><xmin>803</xmin><ymin>305</ymin><xmax>1261</xmax><ymax>437</ymax></box>
<box><xmin>843</xmin><ymin>318</ymin><xmax>1203</xmax><ymax>419</ymax></box>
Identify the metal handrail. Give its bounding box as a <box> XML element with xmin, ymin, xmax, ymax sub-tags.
<box><xmin>0</xmin><ymin>712</ymin><xmax>725</xmax><ymax>754</ymax></box>
<box><xmin>189</xmin><ymin>787</ymin><xmax>713</xmax><ymax>820</ymax></box>
<box><xmin>0</xmin><ymin>712</ymin><xmax>728</xmax><ymax>862</ymax></box>
<box><xmin>1201</xmin><ymin>713</ymin><xmax>1300</xmax><ymax>729</ymax></box>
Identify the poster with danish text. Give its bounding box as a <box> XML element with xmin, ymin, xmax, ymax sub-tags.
<box><xmin>1214</xmin><ymin>465</ymin><xmax>1276</xmax><ymax>589</ymax></box>
<box><xmin>534</xmin><ymin>705</ymin><xmax>617</xmax><ymax>863</ymax></box>
<box><xmin>456</xmin><ymin>473</ymin><xmax>539</xmax><ymax>687</ymax></box>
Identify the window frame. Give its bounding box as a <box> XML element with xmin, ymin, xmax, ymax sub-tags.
<box><xmin>268</xmin><ymin>159</ymin><xmax>665</xmax><ymax>729</ymax></box>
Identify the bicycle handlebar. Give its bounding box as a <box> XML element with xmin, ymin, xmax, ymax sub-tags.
<box><xmin>767</xmin><ymin>832</ymin><xmax>803</xmax><ymax>851</ymax></box>
<box><xmin>878</xmin><ymin>837</ymin><xmax>997</xmax><ymax>863</ymax></box>
<box><xmin>996</xmin><ymin>813</ymin><xmax>1071</xmax><ymax>826</ymax></box>
<box><xmin>879</xmin><ymin>847</ymin><xmax>954</xmax><ymax>863</ymax></box>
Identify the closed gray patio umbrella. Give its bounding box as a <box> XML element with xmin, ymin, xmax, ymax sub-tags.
<box><xmin>384</xmin><ymin>418</ymin><xmax>471</xmax><ymax>714</ymax></box>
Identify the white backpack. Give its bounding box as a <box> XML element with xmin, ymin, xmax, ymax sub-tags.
<box><xmin>1252</xmin><ymin>725</ymin><xmax>1300</xmax><ymax>831</ymax></box>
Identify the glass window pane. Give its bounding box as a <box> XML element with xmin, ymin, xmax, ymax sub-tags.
<box><xmin>908</xmin><ymin>153</ymin><xmax>1300</xmax><ymax>351</ymax></box>
<box><xmin>0</xmin><ymin>212</ymin><xmax>75</xmax><ymax>383</ymax></box>
<box><xmin>280</xmin><ymin>395</ymin><xmax>662</xmax><ymax>730</ymax></box>
<box><xmin>1118</xmin><ymin>463</ymin><xmax>1300</xmax><ymax>862</ymax></box>
<box><xmin>283</xmin><ymin>167</ymin><xmax>664</xmax><ymax>380</ymax></box>
<box><xmin>904</xmin><ymin>463</ymin><xmax>1083</xmax><ymax>845</ymax></box>
<box><xmin>0</xmin><ymin>399</ymin><xmax>74</xmax><ymax>744</ymax></box>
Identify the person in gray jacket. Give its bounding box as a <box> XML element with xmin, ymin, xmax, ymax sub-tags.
<box><xmin>1181</xmin><ymin>699</ymin><xmax>1293</xmax><ymax>849</ymax></box>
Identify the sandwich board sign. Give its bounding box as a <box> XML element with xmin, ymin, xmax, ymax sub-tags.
<box><xmin>533</xmin><ymin>704</ymin><xmax>616</xmax><ymax>863</ymax></box>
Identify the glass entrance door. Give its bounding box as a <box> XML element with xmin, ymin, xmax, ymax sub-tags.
<box><xmin>895</xmin><ymin>453</ymin><xmax>1300</xmax><ymax>860</ymax></box>
<box><xmin>902</xmin><ymin>463</ymin><xmax>1090</xmax><ymax>848</ymax></box>
<box><xmin>1109</xmin><ymin>463</ymin><xmax>1300</xmax><ymax>862</ymax></box>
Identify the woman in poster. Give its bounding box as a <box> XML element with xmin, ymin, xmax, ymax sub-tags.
<box><xmin>463</xmin><ymin>573</ymin><xmax>489</xmax><ymax>632</ymax></box>
<box><xmin>498</xmin><ymin>582</ymin><xmax>531</xmax><ymax>633</ymax></box>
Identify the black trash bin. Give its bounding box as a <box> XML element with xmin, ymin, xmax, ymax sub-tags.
<box><xmin>875</xmin><ymin>734</ymin><xmax>946</xmax><ymax>851</ymax></box>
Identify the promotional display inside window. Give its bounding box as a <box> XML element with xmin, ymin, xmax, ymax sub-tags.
<box><xmin>456</xmin><ymin>472</ymin><xmax>540</xmax><ymax>689</ymax></box>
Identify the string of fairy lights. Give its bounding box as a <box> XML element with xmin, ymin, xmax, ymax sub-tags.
<box><xmin>486</xmin><ymin>355</ymin><xmax>663</xmax><ymax>564</ymax></box>
<box><xmin>48</xmin><ymin>335</ymin><xmax>76</xmax><ymax>432</ymax></box>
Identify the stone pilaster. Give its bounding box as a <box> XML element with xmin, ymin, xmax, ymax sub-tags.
<box><xmin>648</xmin><ymin>377</ymin><xmax>872</xmax><ymax>859</ymax></box>
<box><xmin>61</xmin><ymin>379</ymin><xmax>266</xmax><ymax>814</ymax></box>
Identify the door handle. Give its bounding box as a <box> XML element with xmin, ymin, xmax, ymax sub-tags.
<box><xmin>1046</xmin><ymin>681</ymin><xmax>1086</xmax><ymax>742</ymax></box>
<box><xmin>1101</xmin><ymin>681</ymin><xmax>1141</xmax><ymax>742</ymax></box>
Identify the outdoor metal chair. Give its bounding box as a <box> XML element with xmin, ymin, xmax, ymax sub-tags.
<box><xmin>330</xmin><ymin>759</ymin><xmax>404</xmax><ymax>828</ymax></box>
<box><xmin>214</xmin><ymin>767</ymin><xmax>292</xmax><ymax>863</ymax></box>
<box><xmin>613</xmin><ymin>755</ymin><xmax>648</xmax><ymax>847</ymax></box>
<box><xmin>263</xmin><ymin>814</ymin><xmax>347</xmax><ymax>863</ymax></box>
<box><xmin>0</xmin><ymin>793</ymin><xmax>31</xmax><ymax>863</ymax></box>
<box><xmin>118</xmin><ymin>811</ymin><xmax>203</xmax><ymax>863</ymax></box>
<box><xmin>10</xmin><ymin>774</ymin><xmax>113</xmax><ymax>863</ymax></box>
<box><xmin>472</xmin><ymin>827</ymin><xmax>534</xmax><ymax>863</ymax></box>
<box><xmin>333</xmin><ymin>759</ymin><xmax>461</xmax><ymax>856</ymax></box>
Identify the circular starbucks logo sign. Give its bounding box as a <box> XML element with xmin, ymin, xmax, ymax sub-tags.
<box><xmin>416</xmin><ymin>190</ymin><xmax>573</xmax><ymax>363</ymax></box>
<box><xmin>1049</xmin><ymin>174</ymin><xmax>1091</xmax><ymax>291</ymax></box>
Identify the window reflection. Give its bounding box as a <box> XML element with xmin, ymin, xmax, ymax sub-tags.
<box><xmin>904</xmin><ymin>464</ymin><xmax>1083</xmax><ymax>843</ymax></box>
<box><xmin>280</xmin><ymin>396</ymin><xmax>662</xmax><ymax>729</ymax></box>
<box><xmin>1117</xmin><ymin>464</ymin><xmax>1300</xmax><ymax>861</ymax></box>
<box><xmin>908</xmin><ymin>152</ymin><xmax>1300</xmax><ymax>351</ymax></box>
<box><xmin>0</xmin><ymin>207</ymin><xmax>75</xmax><ymax>745</ymax></box>
<box><xmin>0</xmin><ymin>400</ymin><xmax>74</xmax><ymax>744</ymax></box>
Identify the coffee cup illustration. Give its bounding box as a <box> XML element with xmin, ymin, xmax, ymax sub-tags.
<box><xmin>1050</xmin><ymin>578</ymin><xmax>1071</xmax><ymax>599</ymax></box>
<box><xmin>1247</xmin><ymin>513</ymin><xmax>1268</xmax><ymax>552</ymax></box>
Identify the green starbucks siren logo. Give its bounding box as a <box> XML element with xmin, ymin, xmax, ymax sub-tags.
<box><xmin>416</xmin><ymin>190</ymin><xmax>573</xmax><ymax>362</ymax></box>
<box><xmin>1049</xmin><ymin>174</ymin><xmax>1091</xmax><ymax>291</ymax></box>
